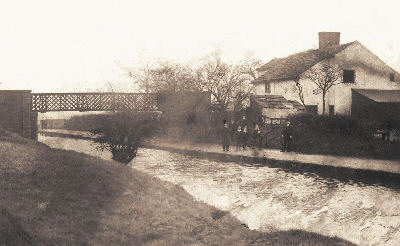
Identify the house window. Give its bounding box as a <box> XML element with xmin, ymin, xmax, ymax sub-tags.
<box><xmin>329</xmin><ymin>105</ymin><xmax>335</xmax><ymax>116</ymax></box>
<box><xmin>264</xmin><ymin>83</ymin><xmax>271</xmax><ymax>94</ymax></box>
<box><xmin>305</xmin><ymin>105</ymin><xmax>318</xmax><ymax>114</ymax></box>
<box><xmin>390</xmin><ymin>73</ymin><xmax>395</xmax><ymax>82</ymax></box>
<box><xmin>343</xmin><ymin>70</ymin><xmax>355</xmax><ymax>83</ymax></box>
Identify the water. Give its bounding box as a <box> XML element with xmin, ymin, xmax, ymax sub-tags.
<box><xmin>39</xmin><ymin>135</ymin><xmax>400</xmax><ymax>246</ymax></box>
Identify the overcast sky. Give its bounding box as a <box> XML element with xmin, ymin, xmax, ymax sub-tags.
<box><xmin>1</xmin><ymin>0</ymin><xmax>400</xmax><ymax>92</ymax></box>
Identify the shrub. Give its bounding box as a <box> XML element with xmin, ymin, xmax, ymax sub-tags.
<box><xmin>286</xmin><ymin>113</ymin><xmax>400</xmax><ymax>160</ymax></box>
<box><xmin>90</xmin><ymin>112</ymin><xmax>160</xmax><ymax>164</ymax></box>
<box><xmin>288</xmin><ymin>113</ymin><xmax>376</xmax><ymax>138</ymax></box>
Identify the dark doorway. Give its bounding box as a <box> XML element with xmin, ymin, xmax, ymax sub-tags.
<box><xmin>329</xmin><ymin>105</ymin><xmax>335</xmax><ymax>116</ymax></box>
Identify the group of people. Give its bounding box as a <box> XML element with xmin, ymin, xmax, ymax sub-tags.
<box><xmin>220</xmin><ymin>116</ymin><xmax>294</xmax><ymax>152</ymax></box>
<box><xmin>221</xmin><ymin>116</ymin><xmax>264</xmax><ymax>152</ymax></box>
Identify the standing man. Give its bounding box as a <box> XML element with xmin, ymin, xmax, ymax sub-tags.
<box><xmin>242</xmin><ymin>124</ymin><xmax>248</xmax><ymax>150</ymax></box>
<box><xmin>253</xmin><ymin>123</ymin><xmax>262</xmax><ymax>148</ymax></box>
<box><xmin>221</xmin><ymin>119</ymin><xmax>230</xmax><ymax>151</ymax></box>
<box><xmin>239</xmin><ymin>115</ymin><xmax>248</xmax><ymax>150</ymax></box>
<box><xmin>230</xmin><ymin>119</ymin><xmax>237</xmax><ymax>148</ymax></box>
<box><xmin>281</xmin><ymin>121</ymin><xmax>293</xmax><ymax>152</ymax></box>
<box><xmin>235</xmin><ymin>125</ymin><xmax>242</xmax><ymax>151</ymax></box>
<box><xmin>387</xmin><ymin>128</ymin><xmax>395</xmax><ymax>154</ymax></box>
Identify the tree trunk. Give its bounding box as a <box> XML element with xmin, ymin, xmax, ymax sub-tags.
<box><xmin>322</xmin><ymin>91</ymin><xmax>326</xmax><ymax>115</ymax></box>
<box><xmin>294</xmin><ymin>79</ymin><xmax>306</xmax><ymax>107</ymax></box>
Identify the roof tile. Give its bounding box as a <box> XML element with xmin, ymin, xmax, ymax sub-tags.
<box><xmin>255</xmin><ymin>42</ymin><xmax>355</xmax><ymax>83</ymax></box>
<box><xmin>353</xmin><ymin>89</ymin><xmax>400</xmax><ymax>103</ymax></box>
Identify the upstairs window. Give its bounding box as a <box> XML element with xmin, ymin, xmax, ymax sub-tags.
<box><xmin>343</xmin><ymin>70</ymin><xmax>355</xmax><ymax>83</ymax></box>
<box><xmin>390</xmin><ymin>73</ymin><xmax>395</xmax><ymax>82</ymax></box>
<box><xmin>264</xmin><ymin>83</ymin><xmax>271</xmax><ymax>94</ymax></box>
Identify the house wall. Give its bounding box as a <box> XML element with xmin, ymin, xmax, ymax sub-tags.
<box><xmin>254</xmin><ymin>79</ymin><xmax>326</xmax><ymax>114</ymax></box>
<box><xmin>331</xmin><ymin>41</ymin><xmax>400</xmax><ymax>115</ymax></box>
<box><xmin>254</xmin><ymin>41</ymin><xmax>400</xmax><ymax>115</ymax></box>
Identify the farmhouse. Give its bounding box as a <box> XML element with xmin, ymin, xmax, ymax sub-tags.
<box><xmin>252</xmin><ymin>32</ymin><xmax>400</xmax><ymax>121</ymax></box>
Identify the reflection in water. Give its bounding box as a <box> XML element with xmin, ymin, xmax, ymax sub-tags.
<box><xmin>39</xmin><ymin>135</ymin><xmax>400</xmax><ymax>246</ymax></box>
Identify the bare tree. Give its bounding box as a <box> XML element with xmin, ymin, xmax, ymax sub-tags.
<box><xmin>122</xmin><ymin>54</ymin><xmax>260</xmax><ymax>112</ymax></box>
<box><xmin>239</xmin><ymin>56</ymin><xmax>262</xmax><ymax>81</ymax></box>
<box><xmin>126</xmin><ymin>61</ymin><xmax>200</xmax><ymax>93</ymax></box>
<box><xmin>301</xmin><ymin>61</ymin><xmax>342</xmax><ymax>115</ymax></box>
<box><xmin>235</xmin><ymin>57</ymin><xmax>262</xmax><ymax>110</ymax></box>
<box><xmin>128</xmin><ymin>62</ymin><xmax>154</xmax><ymax>93</ymax></box>
<box><xmin>293</xmin><ymin>76</ymin><xmax>306</xmax><ymax>107</ymax></box>
<box><xmin>196</xmin><ymin>55</ymin><xmax>257</xmax><ymax>111</ymax></box>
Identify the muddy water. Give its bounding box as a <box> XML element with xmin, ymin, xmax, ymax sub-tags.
<box><xmin>39</xmin><ymin>135</ymin><xmax>400</xmax><ymax>246</ymax></box>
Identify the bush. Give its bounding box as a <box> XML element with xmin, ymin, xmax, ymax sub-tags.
<box><xmin>288</xmin><ymin>113</ymin><xmax>376</xmax><ymax>138</ymax></box>
<box><xmin>90</xmin><ymin>112</ymin><xmax>160</xmax><ymax>164</ymax></box>
<box><xmin>286</xmin><ymin>113</ymin><xmax>400</xmax><ymax>160</ymax></box>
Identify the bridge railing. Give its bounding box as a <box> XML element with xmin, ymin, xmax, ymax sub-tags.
<box><xmin>32</xmin><ymin>93</ymin><xmax>158</xmax><ymax>112</ymax></box>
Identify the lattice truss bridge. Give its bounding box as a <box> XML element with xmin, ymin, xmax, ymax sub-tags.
<box><xmin>31</xmin><ymin>93</ymin><xmax>158</xmax><ymax>112</ymax></box>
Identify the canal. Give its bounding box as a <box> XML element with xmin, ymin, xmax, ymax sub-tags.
<box><xmin>39</xmin><ymin>134</ymin><xmax>400</xmax><ymax>246</ymax></box>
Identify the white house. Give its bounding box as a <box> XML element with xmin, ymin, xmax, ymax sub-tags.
<box><xmin>252</xmin><ymin>32</ymin><xmax>400</xmax><ymax>120</ymax></box>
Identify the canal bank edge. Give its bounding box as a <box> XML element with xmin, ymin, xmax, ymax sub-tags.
<box><xmin>141</xmin><ymin>142</ymin><xmax>400</xmax><ymax>177</ymax></box>
<box><xmin>39</xmin><ymin>130</ymin><xmax>400</xmax><ymax>176</ymax></box>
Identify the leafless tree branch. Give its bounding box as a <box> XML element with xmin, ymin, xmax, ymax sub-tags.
<box><xmin>301</xmin><ymin>60</ymin><xmax>342</xmax><ymax>114</ymax></box>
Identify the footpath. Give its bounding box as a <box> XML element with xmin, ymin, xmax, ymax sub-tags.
<box><xmin>39</xmin><ymin>129</ymin><xmax>400</xmax><ymax>175</ymax></box>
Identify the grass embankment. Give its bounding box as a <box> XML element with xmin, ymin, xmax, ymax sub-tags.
<box><xmin>0</xmin><ymin>128</ymin><xmax>355</xmax><ymax>245</ymax></box>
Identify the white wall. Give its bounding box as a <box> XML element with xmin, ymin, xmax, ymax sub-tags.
<box><xmin>331</xmin><ymin>41</ymin><xmax>400</xmax><ymax>115</ymax></box>
<box><xmin>254</xmin><ymin>78</ymin><xmax>325</xmax><ymax>113</ymax></box>
<box><xmin>254</xmin><ymin>41</ymin><xmax>400</xmax><ymax>115</ymax></box>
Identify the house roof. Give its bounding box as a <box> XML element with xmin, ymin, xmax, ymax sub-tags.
<box><xmin>251</xmin><ymin>95</ymin><xmax>305</xmax><ymax>110</ymax></box>
<box><xmin>353</xmin><ymin>89</ymin><xmax>400</xmax><ymax>103</ymax></box>
<box><xmin>254</xmin><ymin>42</ymin><xmax>355</xmax><ymax>83</ymax></box>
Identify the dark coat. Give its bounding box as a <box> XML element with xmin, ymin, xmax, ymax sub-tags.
<box><xmin>282</xmin><ymin>125</ymin><xmax>293</xmax><ymax>140</ymax></box>
<box><xmin>221</xmin><ymin>125</ymin><xmax>231</xmax><ymax>144</ymax></box>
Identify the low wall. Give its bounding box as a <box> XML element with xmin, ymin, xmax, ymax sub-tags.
<box><xmin>0</xmin><ymin>90</ymin><xmax>37</xmax><ymax>140</ymax></box>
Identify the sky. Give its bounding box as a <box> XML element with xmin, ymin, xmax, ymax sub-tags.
<box><xmin>1</xmin><ymin>0</ymin><xmax>400</xmax><ymax>93</ymax></box>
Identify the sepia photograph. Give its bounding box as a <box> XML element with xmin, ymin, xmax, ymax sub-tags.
<box><xmin>1</xmin><ymin>0</ymin><xmax>400</xmax><ymax>245</ymax></box>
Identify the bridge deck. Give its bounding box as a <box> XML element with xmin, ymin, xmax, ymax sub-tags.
<box><xmin>32</xmin><ymin>93</ymin><xmax>158</xmax><ymax>112</ymax></box>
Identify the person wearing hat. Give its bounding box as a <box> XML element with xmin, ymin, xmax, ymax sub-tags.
<box><xmin>253</xmin><ymin>123</ymin><xmax>262</xmax><ymax>148</ymax></box>
<box><xmin>221</xmin><ymin>119</ymin><xmax>231</xmax><ymax>151</ymax></box>
<box><xmin>242</xmin><ymin>124</ymin><xmax>248</xmax><ymax>150</ymax></box>
<box><xmin>281</xmin><ymin>121</ymin><xmax>293</xmax><ymax>152</ymax></box>
<box><xmin>238</xmin><ymin>115</ymin><xmax>249</xmax><ymax>150</ymax></box>
<box><xmin>235</xmin><ymin>125</ymin><xmax>242</xmax><ymax>151</ymax></box>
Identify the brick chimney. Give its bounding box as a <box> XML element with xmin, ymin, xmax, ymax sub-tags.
<box><xmin>318</xmin><ymin>32</ymin><xmax>340</xmax><ymax>50</ymax></box>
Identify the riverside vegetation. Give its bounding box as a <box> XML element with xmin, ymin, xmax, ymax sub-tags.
<box><xmin>89</xmin><ymin>112</ymin><xmax>160</xmax><ymax>164</ymax></box>
<box><xmin>65</xmin><ymin>111</ymin><xmax>400</xmax><ymax>161</ymax></box>
<box><xmin>287</xmin><ymin>114</ymin><xmax>400</xmax><ymax>160</ymax></box>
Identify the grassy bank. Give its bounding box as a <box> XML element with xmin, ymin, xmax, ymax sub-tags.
<box><xmin>0</xmin><ymin>128</ymin><xmax>355</xmax><ymax>245</ymax></box>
